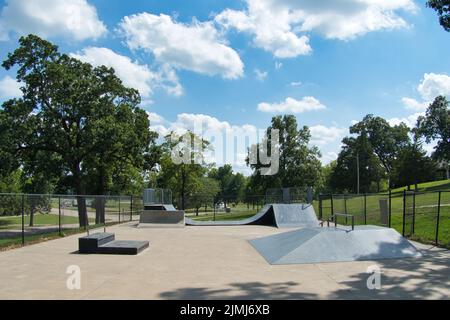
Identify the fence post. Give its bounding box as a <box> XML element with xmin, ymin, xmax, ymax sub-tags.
<box><xmin>388</xmin><ymin>189</ymin><xmax>392</xmax><ymax>228</ymax></box>
<box><xmin>130</xmin><ymin>195</ymin><xmax>133</xmax><ymax>222</ymax></box>
<box><xmin>318</xmin><ymin>195</ymin><xmax>323</xmax><ymax>220</ymax></box>
<box><xmin>58</xmin><ymin>196</ymin><xmax>62</xmax><ymax>236</ymax></box>
<box><xmin>402</xmin><ymin>190</ymin><xmax>406</xmax><ymax>237</ymax></box>
<box><xmin>330</xmin><ymin>194</ymin><xmax>334</xmax><ymax>216</ymax></box>
<box><xmin>412</xmin><ymin>192</ymin><xmax>416</xmax><ymax>235</ymax></box>
<box><xmin>364</xmin><ymin>194</ymin><xmax>367</xmax><ymax>225</ymax></box>
<box><xmin>21</xmin><ymin>194</ymin><xmax>25</xmax><ymax>246</ymax></box>
<box><xmin>435</xmin><ymin>191</ymin><xmax>441</xmax><ymax>245</ymax></box>
<box><xmin>118</xmin><ymin>197</ymin><xmax>121</xmax><ymax>224</ymax></box>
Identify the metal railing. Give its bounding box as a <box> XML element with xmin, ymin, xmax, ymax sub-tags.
<box><xmin>318</xmin><ymin>189</ymin><xmax>450</xmax><ymax>248</ymax></box>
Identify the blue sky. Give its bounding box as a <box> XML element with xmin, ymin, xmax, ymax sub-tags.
<box><xmin>0</xmin><ymin>0</ymin><xmax>449</xmax><ymax>174</ymax></box>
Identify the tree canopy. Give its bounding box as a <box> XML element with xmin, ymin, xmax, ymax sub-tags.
<box><xmin>427</xmin><ymin>0</ymin><xmax>450</xmax><ymax>31</ymax></box>
<box><xmin>1</xmin><ymin>35</ymin><xmax>154</xmax><ymax>226</ymax></box>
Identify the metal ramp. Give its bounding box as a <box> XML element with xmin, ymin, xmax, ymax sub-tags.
<box><xmin>249</xmin><ymin>225</ymin><xmax>422</xmax><ymax>265</ymax></box>
<box><xmin>185</xmin><ymin>204</ymin><xmax>319</xmax><ymax>228</ymax></box>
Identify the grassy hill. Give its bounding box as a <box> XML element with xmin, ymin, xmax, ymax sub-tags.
<box><xmin>391</xmin><ymin>179</ymin><xmax>450</xmax><ymax>193</ymax></box>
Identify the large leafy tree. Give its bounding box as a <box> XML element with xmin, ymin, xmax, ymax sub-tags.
<box><xmin>391</xmin><ymin>143</ymin><xmax>437</xmax><ymax>190</ymax></box>
<box><xmin>330</xmin><ymin>133</ymin><xmax>386</xmax><ymax>193</ymax></box>
<box><xmin>416</xmin><ymin>96</ymin><xmax>450</xmax><ymax>163</ymax></box>
<box><xmin>427</xmin><ymin>0</ymin><xmax>450</xmax><ymax>31</ymax></box>
<box><xmin>1</xmin><ymin>35</ymin><xmax>152</xmax><ymax>227</ymax></box>
<box><xmin>157</xmin><ymin>131</ymin><xmax>210</xmax><ymax>210</ymax></box>
<box><xmin>350</xmin><ymin>115</ymin><xmax>410</xmax><ymax>187</ymax></box>
<box><xmin>247</xmin><ymin>115</ymin><xmax>322</xmax><ymax>194</ymax></box>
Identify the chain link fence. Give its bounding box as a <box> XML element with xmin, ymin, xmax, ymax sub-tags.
<box><xmin>318</xmin><ymin>190</ymin><xmax>450</xmax><ymax>248</ymax></box>
<box><xmin>0</xmin><ymin>193</ymin><xmax>143</xmax><ymax>250</ymax></box>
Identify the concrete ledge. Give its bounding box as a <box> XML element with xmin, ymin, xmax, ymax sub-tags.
<box><xmin>79</xmin><ymin>233</ymin><xmax>115</xmax><ymax>254</ymax></box>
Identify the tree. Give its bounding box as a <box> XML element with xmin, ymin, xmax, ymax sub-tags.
<box><xmin>427</xmin><ymin>0</ymin><xmax>450</xmax><ymax>31</ymax></box>
<box><xmin>188</xmin><ymin>177</ymin><xmax>220</xmax><ymax>215</ymax></box>
<box><xmin>247</xmin><ymin>115</ymin><xmax>322</xmax><ymax>193</ymax></box>
<box><xmin>391</xmin><ymin>143</ymin><xmax>437</xmax><ymax>190</ymax></box>
<box><xmin>350</xmin><ymin>115</ymin><xmax>410</xmax><ymax>187</ymax></box>
<box><xmin>1</xmin><ymin>35</ymin><xmax>152</xmax><ymax>227</ymax></box>
<box><xmin>208</xmin><ymin>164</ymin><xmax>234</xmax><ymax>207</ymax></box>
<box><xmin>329</xmin><ymin>133</ymin><xmax>386</xmax><ymax>193</ymax></box>
<box><xmin>416</xmin><ymin>96</ymin><xmax>450</xmax><ymax>163</ymax></box>
<box><xmin>157</xmin><ymin>131</ymin><xmax>210</xmax><ymax>210</ymax></box>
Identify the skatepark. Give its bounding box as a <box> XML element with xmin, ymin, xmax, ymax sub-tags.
<box><xmin>1</xmin><ymin>188</ymin><xmax>448</xmax><ymax>300</ymax></box>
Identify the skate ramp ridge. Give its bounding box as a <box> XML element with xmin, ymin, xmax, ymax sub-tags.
<box><xmin>249</xmin><ymin>225</ymin><xmax>422</xmax><ymax>265</ymax></box>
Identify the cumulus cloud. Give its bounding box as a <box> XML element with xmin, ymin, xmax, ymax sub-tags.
<box><xmin>215</xmin><ymin>0</ymin><xmax>415</xmax><ymax>58</ymax></box>
<box><xmin>71</xmin><ymin>47</ymin><xmax>183</xmax><ymax>98</ymax></box>
<box><xmin>257</xmin><ymin>96</ymin><xmax>326</xmax><ymax>113</ymax></box>
<box><xmin>0</xmin><ymin>0</ymin><xmax>107</xmax><ymax>41</ymax></box>
<box><xmin>215</xmin><ymin>3</ymin><xmax>312</xmax><ymax>58</ymax></box>
<box><xmin>309</xmin><ymin>125</ymin><xmax>346</xmax><ymax>146</ymax></box>
<box><xmin>148</xmin><ymin>112</ymin><xmax>261</xmax><ymax>174</ymax></box>
<box><xmin>118</xmin><ymin>13</ymin><xmax>244</xmax><ymax>80</ymax></box>
<box><xmin>0</xmin><ymin>75</ymin><xmax>21</xmax><ymax>99</ymax></box>
<box><xmin>402</xmin><ymin>73</ymin><xmax>450</xmax><ymax>111</ymax></box>
<box><xmin>417</xmin><ymin>73</ymin><xmax>450</xmax><ymax>101</ymax></box>
<box><xmin>254</xmin><ymin>69</ymin><xmax>268</xmax><ymax>81</ymax></box>
<box><xmin>388</xmin><ymin>112</ymin><xmax>424</xmax><ymax>128</ymax></box>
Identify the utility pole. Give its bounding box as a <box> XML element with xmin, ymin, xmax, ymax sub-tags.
<box><xmin>356</xmin><ymin>151</ymin><xmax>360</xmax><ymax>195</ymax></box>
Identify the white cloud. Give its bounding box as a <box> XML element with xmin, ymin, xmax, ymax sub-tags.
<box><xmin>401</xmin><ymin>97</ymin><xmax>428</xmax><ymax>111</ymax></box>
<box><xmin>215</xmin><ymin>3</ymin><xmax>312</xmax><ymax>58</ymax></box>
<box><xmin>275</xmin><ymin>61</ymin><xmax>283</xmax><ymax>70</ymax></box>
<box><xmin>388</xmin><ymin>112</ymin><xmax>424</xmax><ymax>128</ymax></box>
<box><xmin>321</xmin><ymin>152</ymin><xmax>339</xmax><ymax>165</ymax></box>
<box><xmin>71</xmin><ymin>47</ymin><xmax>183</xmax><ymax>98</ymax></box>
<box><xmin>118</xmin><ymin>13</ymin><xmax>244</xmax><ymax>80</ymax></box>
<box><xmin>148</xmin><ymin>112</ymin><xmax>263</xmax><ymax>174</ymax></box>
<box><xmin>254</xmin><ymin>68</ymin><xmax>268</xmax><ymax>81</ymax></box>
<box><xmin>309</xmin><ymin>125</ymin><xmax>346</xmax><ymax>146</ymax></box>
<box><xmin>290</xmin><ymin>81</ymin><xmax>302</xmax><ymax>87</ymax></box>
<box><xmin>147</xmin><ymin>112</ymin><xmax>164</xmax><ymax>125</ymax></box>
<box><xmin>258</xmin><ymin>96</ymin><xmax>326</xmax><ymax>113</ymax></box>
<box><xmin>215</xmin><ymin>0</ymin><xmax>415</xmax><ymax>58</ymax></box>
<box><xmin>402</xmin><ymin>73</ymin><xmax>450</xmax><ymax>111</ymax></box>
<box><xmin>417</xmin><ymin>73</ymin><xmax>450</xmax><ymax>101</ymax></box>
<box><xmin>0</xmin><ymin>76</ymin><xmax>21</xmax><ymax>99</ymax></box>
<box><xmin>0</xmin><ymin>0</ymin><xmax>107</xmax><ymax>41</ymax></box>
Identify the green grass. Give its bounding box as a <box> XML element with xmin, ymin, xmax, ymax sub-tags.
<box><xmin>390</xmin><ymin>179</ymin><xmax>450</xmax><ymax>193</ymax></box>
<box><xmin>0</xmin><ymin>222</ymin><xmax>120</xmax><ymax>251</ymax></box>
<box><xmin>316</xmin><ymin>184</ymin><xmax>450</xmax><ymax>249</ymax></box>
<box><xmin>0</xmin><ymin>214</ymin><xmax>94</xmax><ymax>230</ymax></box>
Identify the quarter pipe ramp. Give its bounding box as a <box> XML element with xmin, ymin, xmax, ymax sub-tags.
<box><xmin>185</xmin><ymin>204</ymin><xmax>319</xmax><ymax>229</ymax></box>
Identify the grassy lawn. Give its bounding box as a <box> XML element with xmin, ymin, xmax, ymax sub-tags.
<box><xmin>0</xmin><ymin>214</ymin><xmax>94</xmax><ymax>230</ymax></box>
<box><xmin>0</xmin><ymin>222</ymin><xmax>120</xmax><ymax>251</ymax></box>
<box><xmin>315</xmin><ymin>181</ymin><xmax>450</xmax><ymax>248</ymax></box>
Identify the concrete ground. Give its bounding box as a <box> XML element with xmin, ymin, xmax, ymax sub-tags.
<box><xmin>0</xmin><ymin>223</ymin><xmax>449</xmax><ymax>300</ymax></box>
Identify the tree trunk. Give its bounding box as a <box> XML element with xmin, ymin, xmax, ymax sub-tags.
<box><xmin>95</xmin><ymin>167</ymin><xmax>106</xmax><ymax>224</ymax></box>
<box><xmin>73</xmin><ymin>164</ymin><xmax>88</xmax><ymax>228</ymax></box>
<box><xmin>29</xmin><ymin>206</ymin><xmax>35</xmax><ymax>227</ymax></box>
<box><xmin>95</xmin><ymin>197</ymin><xmax>105</xmax><ymax>224</ymax></box>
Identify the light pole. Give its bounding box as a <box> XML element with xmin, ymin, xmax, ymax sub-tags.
<box><xmin>356</xmin><ymin>151</ymin><xmax>360</xmax><ymax>195</ymax></box>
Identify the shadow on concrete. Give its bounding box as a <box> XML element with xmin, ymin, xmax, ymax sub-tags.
<box><xmin>327</xmin><ymin>242</ymin><xmax>450</xmax><ymax>299</ymax></box>
<box><xmin>159</xmin><ymin>242</ymin><xmax>449</xmax><ymax>300</ymax></box>
<box><xmin>159</xmin><ymin>281</ymin><xmax>319</xmax><ymax>300</ymax></box>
